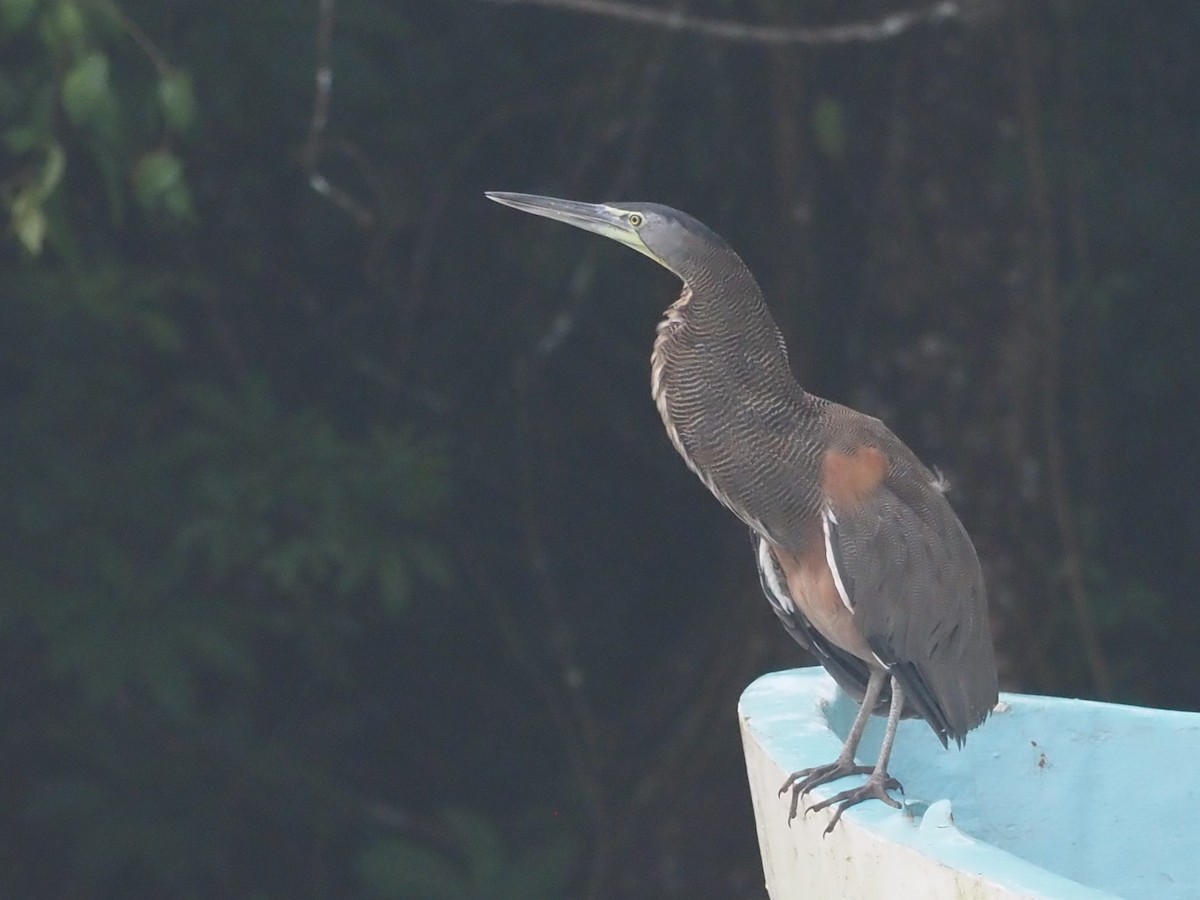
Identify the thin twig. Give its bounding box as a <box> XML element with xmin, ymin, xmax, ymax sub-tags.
<box><xmin>99</xmin><ymin>0</ymin><xmax>172</xmax><ymax>74</ymax></box>
<box><xmin>1013</xmin><ymin>19</ymin><xmax>1112</xmax><ymax>697</ymax></box>
<box><xmin>303</xmin><ymin>0</ymin><xmax>374</xmax><ymax>227</ymax></box>
<box><xmin>477</xmin><ymin>0</ymin><xmax>962</xmax><ymax>44</ymax></box>
<box><xmin>301</xmin><ymin>0</ymin><xmax>336</xmax><ymax>172</ymax></box>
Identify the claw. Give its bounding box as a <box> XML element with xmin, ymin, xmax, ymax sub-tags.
<box><xmin>806</xmin><ymin>773</ymin><xmax>904</xmax><ymax>835</ymax></box>
<box><xmin>779</xmin><ymin>761</ymin><xmax>877</xmax><ymax>823</ymax></box>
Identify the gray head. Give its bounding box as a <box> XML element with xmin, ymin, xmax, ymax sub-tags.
<box><xmin>485</xmin><ymin>192</ymin><xmax>737</xmax><ymax>285</ymax></box>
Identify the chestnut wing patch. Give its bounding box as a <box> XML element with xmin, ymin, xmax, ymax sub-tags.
<box><xmin>822</xmin><ymin>446</ymin><xmax>889</xmax><ymax>507</ymax></box>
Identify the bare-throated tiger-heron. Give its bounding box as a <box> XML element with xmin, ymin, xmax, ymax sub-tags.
<box><xmin>486</xmin><ymin>192</ymin><xmax>999</xmax><ymax>832</ymax></box>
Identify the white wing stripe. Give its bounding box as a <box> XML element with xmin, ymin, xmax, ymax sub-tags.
<box><xmin>757</xmin><ymin>537</ymin><xmax>794</xmax><ymax>615</ymax></box>
<box><xmin>822</xmin><ymin>507</ymin><xmax>854</xmax><ymax>613</ymax></box>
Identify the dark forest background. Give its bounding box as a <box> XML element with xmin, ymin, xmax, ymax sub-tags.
<box><xmin>2</xmin><ymin>0</ymin><xmax>1198</xmax><ymax>896</ymax></box>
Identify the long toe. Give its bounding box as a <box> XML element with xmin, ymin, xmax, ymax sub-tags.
<box><xmin>779</xmin><ymin>761</ymin><xmax>876</xmax><ymax>823</ymax></box>
<box><xmin>806</xmin><ymin>773</ymin><xmax>904</xmax><ymax>835</ymax></box>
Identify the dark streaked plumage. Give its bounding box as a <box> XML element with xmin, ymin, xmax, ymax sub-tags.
<box><xmin>485</xmin><ymin>191</ymin><xmax>998</xmax><ymax>831</ymax></box>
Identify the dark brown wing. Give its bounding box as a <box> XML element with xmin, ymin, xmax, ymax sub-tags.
<box><xmin>823</xmin><ymin>462</ymin><xmax>998</xmax><ymax>746</ymax></box>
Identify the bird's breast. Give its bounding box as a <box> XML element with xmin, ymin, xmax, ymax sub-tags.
<box><xmin>650</xmin><ymin>286</ymin><xmax>697</xmax><ymax>470</ymax></box>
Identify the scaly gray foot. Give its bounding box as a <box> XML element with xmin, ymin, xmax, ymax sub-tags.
<box><xmin>777</xmin><ymin>763</ymin><xmax>902</xmax><ymax>825</ymax></box>
<box><xmin>806</xmin><ymin>772</ymin><xmax>904</xmax><ymax>834</ymax></box>
<box><xmin>779</xmin><ymin>763</ymin><xmax>902</xmax><ymax>824</ymax></box>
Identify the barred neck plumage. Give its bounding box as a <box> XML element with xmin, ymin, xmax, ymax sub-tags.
<box><xmin>650</xmin><ymin>255</ymin><xmax>819</xmax><ymax>541</ymax></box>
<box><xmin>651</xmin><ymin>245</ymin><xmax>793</xmax><ymax>389</ymax></box>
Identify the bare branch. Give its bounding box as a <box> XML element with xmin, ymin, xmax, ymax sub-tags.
<box><xmin>102</xmin><ymin>1</ymin><xmax>173</xmax><ymax>75</ymax></box>
<box><xmin>302</xmin><ymin>0</ymin><xmax>336</xmax><ymax>172</ymax></box>
<box><xmin>475</xmin><ymin>0</ymin><xmax>962</xmax><ymax>45</ymax></box>
<box><xmin>303</xmin><ymin>0</ymin><xmax>375</xmax><ymax>227</ymax></box>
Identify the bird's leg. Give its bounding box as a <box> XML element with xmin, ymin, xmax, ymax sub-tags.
<box><xmin>806</xmin><ymin>678</ymin><xmax>907</xmax><ymax>834</ymax></box>
<box><xmin>779</xmin><ymin>668</ymin><xmax>901</xmax><ymax>823</ymax></box>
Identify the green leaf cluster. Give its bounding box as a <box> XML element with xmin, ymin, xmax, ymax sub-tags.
<box><xmin>0</xmin><ymin>4</ymin><xmax>585</xmax><ymax>895</ymax></box>
<box><xmin>1</xmin><ymin>294</ymin><xmax>451</xmax><ymax>710</ymax></box>
<box><xmin>1</xmin><ymin>0</ymin><xmax>197</xmax><ymax>254</ymax></box>
<box><xmin>171</xmin><ymin>379</ymin><xmax>452</xmax><ymax>619</ymax></box>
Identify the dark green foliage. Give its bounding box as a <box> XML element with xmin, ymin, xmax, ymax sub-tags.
<box><xmin>0</xmin><ymin>3</ymin><xmax>509</xmax><ymax>895</ymax></box>
<box><xmin>1</xmin><ymin>0</ymin><xmax>1198</xmax><ymax>897</ymax></box>
<box><xmin>0</xmin><ymin>256</ymin><xmax>462</xmax><ymax>892</ymax></box>
<box><xmin>2</xmin><ymin>0</ymin><xmax>198</xmax><ymax>252</ymax></box>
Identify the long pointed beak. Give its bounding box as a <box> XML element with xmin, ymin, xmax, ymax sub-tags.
<box><xmin>485</xmin><ymin>192</ymin><xmax>654</xmax><ymax>261</ymax></box>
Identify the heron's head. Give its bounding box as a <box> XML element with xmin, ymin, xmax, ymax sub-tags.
<box><xmin>485</xmin><ymin>192</ymin><xmax>729</xmax><ymax>283</ymax></box>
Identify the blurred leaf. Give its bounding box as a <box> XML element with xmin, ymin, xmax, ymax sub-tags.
<box><xmin>61</xmin><ymin>50</ymin><xmax>116</xmax><ymax>134</ymax></box>
<box><xmin>133</xmin><ymin>148</ymin><xmax>183</xmax><ymax>203</ymax></box>
<box><xmin>157</xmin><ymin>70</ymin><xmax>196</xmax><ymax>132</ymax></box>
<box><xmin>11</xmin><ymin>185</ymin><xmax>47</xmax><ymax>253</ymax></box>
<box><xmin>0</xmin><ymin>0</ymin><xmax>38</xmax><ymax>36</ymax></box>
<box><xmin>811</xmin><ymin>96</ymin><xmax>846</xmax><ymax>160</ymax></box>
<box><xmin>8</xmin><ymin>141</ymin><xmax>67</xmax><ymax>252</ymax></box>
<box><xmin>34</xmin><ymin>139</ymin><xmax>65</xmax><ymax>195</ymax></box>
<box><xmin>133</xmin><ymin>148</ymin><xmax>195</xmax><ymax>221</ymax></box>
<box><xmin>161</xmin><ymin>176</ymin><xmax>195</xmax><ymax>220</ymax></box>
<box><xmin>44</xmin><ymin>0</ymin><xmax>86</xmax><ymax>52</ymax></box>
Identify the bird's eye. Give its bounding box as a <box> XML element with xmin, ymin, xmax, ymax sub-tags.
<box><xmin>627</xmin><ymin>213</ymin><xmax>644</xmax><ymax>227</ymax></box>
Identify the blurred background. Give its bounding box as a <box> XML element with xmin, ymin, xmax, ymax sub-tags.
<box><xmin>2</xmin><ymin>0</ymin><xmax>1198</xmax><ymax>896</ymax></box>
